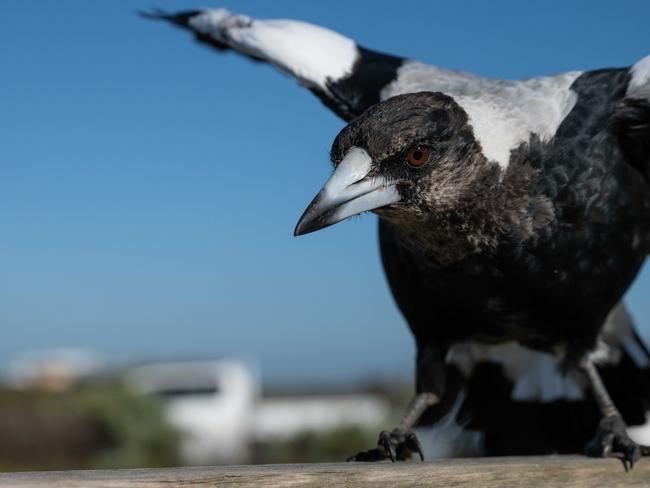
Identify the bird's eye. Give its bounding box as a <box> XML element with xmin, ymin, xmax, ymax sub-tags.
<box><xmin>407</xmin><ymin>146</ymin><xmax>430</xmax><ymax>167</ymax></box>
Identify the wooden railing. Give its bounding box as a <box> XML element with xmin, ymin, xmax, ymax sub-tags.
<box><xmin>0</xmin><ymin>456</ymin><xmax>648</xmax><ymax>487</ymax></box>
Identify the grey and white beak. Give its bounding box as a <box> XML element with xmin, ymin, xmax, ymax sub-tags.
<box><xmin>294</xmin><ymin>147</ymin><xmax>400</xmax><ymax>236</ymax></box>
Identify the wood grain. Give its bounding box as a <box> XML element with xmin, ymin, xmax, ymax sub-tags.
<box><xmin>1</xmin><ymin>456</ymin><xmax>648</xmax><ymax>487</ymax></box>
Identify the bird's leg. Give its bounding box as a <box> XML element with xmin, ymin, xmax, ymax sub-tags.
<box><xmin>381</xmin><ymin>392</ymin><xmax>440</xmax><ymax>461</ymax></box>
<box><xmin>347</xmin><ymin>392</ymin><xmax>439</xmax><ymax>462</ymax></box>
<box><xmin>581</xmin><ymin>358</ymin><xmax>650</xmax><ymax>470</ymax></box>
<box><xmin>347</xmin><ymin>345</ymin><xmax>446</xmax><ymax>462</ymax></box>
<box><xmin>399</xmin><ymin>392</ymin><xmax>441</xmax><ymax>432</ymax></box>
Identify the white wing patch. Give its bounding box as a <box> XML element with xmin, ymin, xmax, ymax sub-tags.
<box><xmin>447</xmin><ymin>341</ymin><xmax>585</xmax><ymax>402</ymax></box>
<box><xmin>621</xmin><ymin>334</ymin><xmax>650</xmax><ymax>369</ymax></box>
<box><xmin>627</xmin><ymin>55</ymin><xmax>650</xmax><ymax>100</ymax></box>
<box><xmin>600</xmin><ymin>302</ymin><xmax>650</xmax><ymax>369</ymax></box>
<box><xmin>510</xmin><ymin>351</ymin><xmax>584</xmax><ymax>402</ymax></box>
<box><xmin>628</xmin><ymin>416</ymin><xmax>650</xmax><ymax>445</ymax></box>
<box><xmin>187</xmin><ymin>9</ymin><xmax>359</xmax><ymax>90</ymax></box>
<box><xmin>446</xmin><ymin>305</ymin><xmax>648</xmax><ymax>403</ymax></box>
<box><xmin>417</xmin><ymin>393</ymin><xmax>485</xmax><ymax>458</ymax></box>
<box><xmin>381</xmin><ymin>62</ymin><xmax>581</xmax><ymax>169</ymax></box>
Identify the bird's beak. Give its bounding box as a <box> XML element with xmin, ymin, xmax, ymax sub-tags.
<box><xmin>294</xmin><ymin>147</ymin><xmax>400</xmax><ymax>236</ymax></box>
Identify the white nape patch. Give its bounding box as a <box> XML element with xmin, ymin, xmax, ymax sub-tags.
<box><xmin>628</xmin><ymin>414</ymin><xmax>650</xmax><ymax>445</ymax></box>
<box><xmin>417</xmin><ymin>393</ymin><xmax>484</xmax><ymax>458</ymax></box>
<box><xmin>188</xmin><ymin>9</ymin><xmax>359</xmax><ymax>89</ymax></box>
<box><xmin>381</xmin><ymin>62</ymin><xmax>581</xmax><ymax>169</ymax></box>
<box><xmin>627</xmin><ymin>55</ymin><xmax>650</xmax><ymax>100</ymax></box>
<box><xmin>447</xmin><ymin>342</ymin><xmax>584</xmax><ymax>402</ymax></box>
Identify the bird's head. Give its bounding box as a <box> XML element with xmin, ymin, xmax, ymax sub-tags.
<box><xmin>294</xmin><ymin>92</ymin><xmax>497</xmax><ymax>237</ymax></box>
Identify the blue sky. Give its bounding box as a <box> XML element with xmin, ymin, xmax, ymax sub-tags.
<box><xmin>1</xmin><ymin>1</ymin><xmax>649</xmax><ymax>385</ymax></box>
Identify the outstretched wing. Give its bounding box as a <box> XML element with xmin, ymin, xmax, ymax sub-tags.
<box><xmin>142</xmin><ymin>8</ymin><xmax>587</xmax><ymax>170</ymax></box>
<box><xmin>613</xmin><ymin>55</ymin><xmax>650</xmax><ymax>181</ymax></box>
<box><xmin>141</xmin><ymin>8</ymin><xmax>404</xmax><ymax>121</ymax></box>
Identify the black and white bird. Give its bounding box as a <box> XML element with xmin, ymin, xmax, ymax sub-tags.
<box><xmin>143</xmin><ymin>8</ymin><xmax>650</xmax><ymax>466</ymax></box>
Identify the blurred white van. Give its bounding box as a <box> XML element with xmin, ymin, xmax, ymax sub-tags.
<box><xmin>125</xmin><ymin>359</ymin><xmax>259</xmax><ymax>464</ymax></box>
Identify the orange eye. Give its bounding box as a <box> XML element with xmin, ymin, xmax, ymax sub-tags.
<box><xmin>407</xmin><ymin>147</ymin><xmax>430</xmax><ymax>167</ymax></box>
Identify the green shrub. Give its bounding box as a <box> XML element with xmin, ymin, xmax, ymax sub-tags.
<box><xmin>0</xmin><ymin>386</ymin><xmax>180</xmax><ymax>471</ymax></box>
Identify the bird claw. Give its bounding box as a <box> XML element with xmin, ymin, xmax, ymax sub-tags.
<box><xmin>585</xmin><ymin>415</ymin><xmax>649</xmax><ymax>471</ymax></box>
<box><xmin>346</xmin><ymin>428</ymin><xmax>424</xmax><ymax>462</ymax></box>
<box><xmin>379</xmin><ymin>430</ymin><xmax>398</xmax><ymax>462</ymax></box>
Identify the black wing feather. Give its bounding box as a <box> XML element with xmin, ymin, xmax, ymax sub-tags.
<box><xmin>613</xmin><ymin>98</ymin><xmax>650</xmax><ymax>182</ymax></box>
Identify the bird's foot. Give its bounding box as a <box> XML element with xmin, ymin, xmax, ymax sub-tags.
<box><xmin>585</xmin><ymin>415</ymin><xmax>650</xmax><ymax>471</ymax></box>
<box><xmin>346</xmin><ymin>428</ymin><xmax>423</xmax><ymax>462</ymax></box>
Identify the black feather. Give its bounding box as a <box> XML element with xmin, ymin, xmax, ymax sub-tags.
<box><xmin>613</xmin><ymin>98</ymin><xmax>650</xmax><ymax>182</ymax></box>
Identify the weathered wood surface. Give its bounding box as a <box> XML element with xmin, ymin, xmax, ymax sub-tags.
<box><xmin>1</xmin><ymin>456</ymin><xmax>648</xmax><ymax>487</ymax></box>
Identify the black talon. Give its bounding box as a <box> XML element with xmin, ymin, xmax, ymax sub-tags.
<box><xmin>405</xmin><ymin>431</ymin><xmax>424</xmax><ymax>461</ymax></box>
<box><xmin>622</xmin><ymin>447</ymin><xmax>638</xmax><ymax>472</ymax></box>
<box><xmin>348</xmin><ymin>428</ymin><xmax>424</xmax><ymax>462</ymax></box>
<box><xmin>378</xmin><ymin>430</ymin><xmax>397</xmax><ymax>462</ymax></box>
<box><xmin>585</xmin><ymin>414</ymin><xmax>648</xmax><ymax>471</ymax></box>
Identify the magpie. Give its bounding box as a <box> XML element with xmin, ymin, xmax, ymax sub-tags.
<box><xmin>295</xmin><ymin>91</ymin><xmax>650</xmax><ymax>467</ymax></box>
<box><xmin>143</xmin><ymin>8</ymin><xmax>650</xmax><ymax>466</ymax></box>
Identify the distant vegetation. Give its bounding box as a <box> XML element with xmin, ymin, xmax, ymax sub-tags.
<box><xmin>0</xmin><ymin>378</ymin><xmax>411</xmax><ymax>470</ymax></box>
<box><xmin>0</xmin><ymin>386</ymin><xmax>180</xmax><ymax>471</ymax></box>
